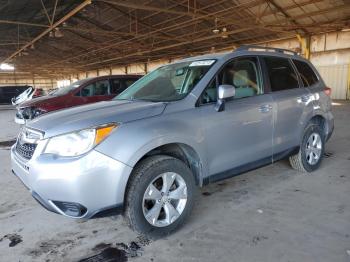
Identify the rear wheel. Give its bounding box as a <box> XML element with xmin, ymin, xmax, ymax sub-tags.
<box><xmin>124</xmin><ymin>155</ymin><xmax>195</xmax><ymax>238</ymax></box>
<box><xmin>289</xmin><ymin>123</ymin><xmax>325</xmax><ymax>172</ymax></box>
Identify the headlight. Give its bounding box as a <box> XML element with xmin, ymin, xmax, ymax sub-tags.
<box><xmin>44</xmin><ymin>124</ymin><xmax>116</xmax><ymax>157</ymax></box>
<box><xmin>32</xmin><ymin>107</ymin><xmax>46</xmax><ymax>118</ymax></box>
<box><xmin>21</xmin><ymin>107</ymin><xmax>32</xmax><ymax>119</ymax></box>
<box><xmin>21</xmin><ymin>107</ymin><xmax>46</xmax><ymax>119</ymax></box>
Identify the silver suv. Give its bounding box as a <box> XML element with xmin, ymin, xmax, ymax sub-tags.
<box><xmin>11</xmin><ymin>46</ymin><xmax>334</xmax><ymax>238</ymax></box>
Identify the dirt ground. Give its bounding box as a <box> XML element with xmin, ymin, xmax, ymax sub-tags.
<box><xmin>0</xmin><ymin>101</ymin><xmax>349</xmax><ymax>262</ymax></box>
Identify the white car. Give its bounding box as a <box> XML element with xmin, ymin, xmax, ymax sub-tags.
<box><xmin>11</xmin><ymin>87</ymin><xmax>35</xmax><ymax>106</ymax></box>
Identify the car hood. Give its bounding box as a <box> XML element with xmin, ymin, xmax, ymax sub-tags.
<box><xmin>27</xmin><ymin>100</ymin><xmax>166</xmax><ymax>138</ymax></box>
<box><xmin>19</xmin><ymin>94</ymin><xmax>60</xmax><ymax>108</ymax></box>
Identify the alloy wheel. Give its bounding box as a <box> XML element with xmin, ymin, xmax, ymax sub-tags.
<box><xmin>305</xmin><ymin>132</ymin><xmax>322</xmax><ymax>165</ymax></box>
<box><xmin>142</xmin><ymin>172</ymin><xmax>188</xmax><ymax>227</ymax></box>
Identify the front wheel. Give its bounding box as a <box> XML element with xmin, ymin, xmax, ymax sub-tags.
<box><xmin>124</xmin><ymin>155</ymin><xmax>195</xmax><ymax>238</ymax></box>
<box><xmin>289</xmin><ymin>123</ymin><xmax>325</xmax><ymax>172</ymax></box>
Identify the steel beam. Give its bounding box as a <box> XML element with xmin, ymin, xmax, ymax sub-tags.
<box><xmin>98</xmin><ymin>0</ymin><xmax>197</xmax><ymax>17</ymax></box>
<box><xmin>0</xmin><ymin>19</ymin><xmax>49</xmax><ymax>28</ymax></box>
<box><xmin>267</xmin><ymin>0</ymin><xmax>309</xmax><ymax>34</ymax></box>
<box><xmin>2</xmin><ymin>0</ymin><xmax>92</xmax><ymax>64</ymax></box>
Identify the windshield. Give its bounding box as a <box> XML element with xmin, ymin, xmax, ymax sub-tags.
<box><xmin>53</xmin><ymin>79</ymin><xmax>89</xmax><ymax>96</ymax></box>
<box><xmin>115</xmin><ymin>60</ymin><xmax>215</xmax><ymax>102</ymax></box>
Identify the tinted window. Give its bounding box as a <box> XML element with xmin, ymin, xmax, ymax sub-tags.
<box><xmin>264</xmin><ymin>57</ymin><xmax>299</xmax><ymax>91</ymax></box>
<box><xmin>110</xmin><ymin>78</ymin><xmax>138</xmax><ymax>95</ymax></box>
<box><xmin>81</xmin><ymin>79</ymin><xmax>110</xmax><ymax>97</ymax></box>
<box><xmin>124</xmin><ymin>79</ymin><xmax>137</xmax><ymax>88</ymax></box>
<box><xmin>54</xmin><ymin>79</ymin><xmax>89</xmax><ymax>96</ymax></box>
<box><xmin>110</xmin><ymin>79</ymin><xmax>124</xmax><ymax>95</ymax></box>
<box><xmin>201</xmin><ymin>57</ymin><xmax>262</xmax><ymax>104</ymax></box>
<box><xmin>293</xmin><ymin>60</ymin><xmax>318</xmax><ymax>87</ymax></box>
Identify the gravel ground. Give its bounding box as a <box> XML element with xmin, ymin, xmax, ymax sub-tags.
<box><xmin>0</xmin><ymin>101</ymin><xmax>349</xmax><ymax>262</ymax></box>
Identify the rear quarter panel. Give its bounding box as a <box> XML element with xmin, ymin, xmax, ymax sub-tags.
<box><xmin>304</xmin><ymin>62</ymin><xmax>333</xmax><ymax>135</ymax></box>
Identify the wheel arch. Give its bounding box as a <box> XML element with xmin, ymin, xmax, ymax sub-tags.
<box><xmin>129</xmin><ymin>142</ymin><xmax>205</xmax><ymax>187</ymax></box>
<box><xmin>307</xmin><ymin>114</ymin><xmax>328</xmax><ymax>137</ymax></box>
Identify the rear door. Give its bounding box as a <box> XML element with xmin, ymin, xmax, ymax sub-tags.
<box><xmin>262</xmin><ymin>56</ymin><xmax>314</xmax><ymax>158</ymax></box>
<box><xmin>198</xmin><ymin>56</ymin><xmax>274</xmax><ymax>178</ymax></box>
<box><xmin>292</xmin><ymin>59</ymin><xmax>329</xmax><ymax>109</ymax></box>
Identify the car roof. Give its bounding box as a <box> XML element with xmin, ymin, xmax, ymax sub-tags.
<box><xmin>172</xmin><ymin>46</ymin><xmax>308</xmax><ymax>64</ymax></box>
<box><xmin>174</xmin><ymin>52</ymin><xmax>229</xmax><ymax>63</ymax></box>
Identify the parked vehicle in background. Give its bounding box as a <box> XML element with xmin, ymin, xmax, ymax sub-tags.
<box><xmin>14</xmin><ymin>75</ymin><xmax>142</xmax><ymax>124</ymax></box>
<box><xmin>11</xmin><ymin>87</ymin><xmax>45</xmax><ymax>106</ymax></box>
<box><xmin>11</xmin><ymin>46</ymin><xmax>333</xmax><ymax>238</ymax></box>
<box><xmin>0</xmin><ymin>85</ymin><xmax>32</xmax><ymax>104</ymax></box>
<box><xmin>46</xmin><ymin>88</ymin><xmax>58</xmax><ymax>95</ymax></box>
<box><xmin>33</xmin><ymin>88</ymin><xmax>45</xmax><ymax>97</ymax></box>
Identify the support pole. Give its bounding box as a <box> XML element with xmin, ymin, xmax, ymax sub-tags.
<box><xmin>296</xmin><ymin>34</ymin><xmax>310</xmax><ymax>59</ymax></box>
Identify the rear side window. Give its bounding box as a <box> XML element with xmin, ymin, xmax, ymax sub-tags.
<box><xmin>264</xmin><ymin>57</ymin><xmax>299</xmax><ymax>91</ymax></box>
<box><xmin>81</xmin><ymin>79</ymin><xmax>110</xmax><ymax>97</ymax></box>
<box><xmin>293</xmin><ymin>60</ymin><xmax>318</xmax><ymax>87</ymax></box>
<box><xmin>110</xmin><ymin>78</ymin><xmax>138</xmax><ymax>95</ymax></box>
<box><xmin>110</xmin><ymin>79</ymin><xmax>124</xmax><ymax>95</ymax></box>
<box><xmin>124</xmin><ymin>79</ymin><xmax>137</xmax><ymax>88</ymax></box>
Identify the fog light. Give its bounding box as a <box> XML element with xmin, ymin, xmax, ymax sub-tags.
<box><xmin>52</xmin><ymin>201</ymin><xmax>87</xmax><ymax>217</ymax></box>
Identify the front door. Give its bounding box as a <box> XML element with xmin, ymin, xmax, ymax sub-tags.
<box><xmin>198</xmin><ymin>56</ymin><xmax>274</xmax><ymax>178</ymax></box>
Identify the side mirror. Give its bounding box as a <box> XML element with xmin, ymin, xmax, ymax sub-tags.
<box><xmin>215</xmin><ymin>84</ymin><xmax>235</xmax><ymax>112</ymax></box>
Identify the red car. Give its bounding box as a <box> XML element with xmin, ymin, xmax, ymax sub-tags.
<box><xmin>15</xmin><ymin>75</ymin><xmax>142</xmax><ymax>124</ymax></box>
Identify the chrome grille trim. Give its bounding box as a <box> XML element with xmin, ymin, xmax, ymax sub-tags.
<box><xmin>15</xmin><ymin>142</ymin><xmax>37</xmax><ymax>160</ymax></box>
<box><xmin>15</xmin><ymin>127</ymin><xmax>44</xmax><ymax>160</ymax></box>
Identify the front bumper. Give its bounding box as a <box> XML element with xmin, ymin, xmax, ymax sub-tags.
<box><xmin>11</xmin><ymin>144</ymin><xmax>132</xmax><ymax>218</ymax></box>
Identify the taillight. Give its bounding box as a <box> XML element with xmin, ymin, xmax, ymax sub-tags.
<box><xmin>324</xmin><ymin>87</ymin><xmax>331</xmax><ymax>96</ymax></box>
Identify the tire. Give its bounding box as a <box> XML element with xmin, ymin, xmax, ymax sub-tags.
<box><xmin>289</xmin><ymin>123</ymin><xmax>325</xmax><ymax>172</ymax></box>
<box><xmin>124</xmin><ymin>155</ymin><xmax>195</xmax><ymax>238</ymax></box>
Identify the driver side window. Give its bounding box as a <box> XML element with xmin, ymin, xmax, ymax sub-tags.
<box><xmin>201</xmin><ymin>57</ymin><xmax>262</xmax><ymax>104</ymax></box>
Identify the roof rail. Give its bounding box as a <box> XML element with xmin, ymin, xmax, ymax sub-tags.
<box><xmin>235</xmin><ymin>45</ymin><xmax>298</xmax><ymax>56</ymax></box>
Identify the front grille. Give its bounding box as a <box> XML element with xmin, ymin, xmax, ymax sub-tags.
<box><xmin>15</xmin><ymin>127</ymin><xmax>43</xmax><ymax>160</ymax></box>
<box><xmin>16</xmin><ymin>142</ymin><xmax>37</xmax><ymax>160</ymax></box>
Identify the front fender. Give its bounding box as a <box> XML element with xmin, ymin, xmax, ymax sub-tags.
<box><xmin>130</xmin><ymin>134</ymin><xmax>206</xmax><ymax>169</ymax></box>
<box><xmin>95</xmin><ymin>113</ymin><xmax>208</xmax><ymax>175</ymax></box>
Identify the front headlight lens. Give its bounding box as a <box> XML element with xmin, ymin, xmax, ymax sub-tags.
<box><xmin>44</xmin><ymin>125</ymin><xmax>116</xmax><ymax>157</ymax></box>
<box><xmin>32</xmin><ymin>107</ymin><xmax>46</xmax><ymax>118</ymax></box>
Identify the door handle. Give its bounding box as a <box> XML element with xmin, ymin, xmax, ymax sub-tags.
<box><xmin>259</xmin><ymin>104</ymin><xmax>272</xmax><ymax>113</ymax></box>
